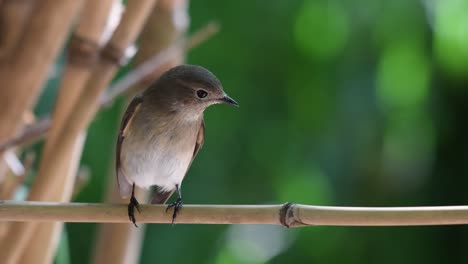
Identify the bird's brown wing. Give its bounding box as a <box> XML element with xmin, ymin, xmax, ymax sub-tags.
<box><xmin>116</xmin><ymin>95</ymin><xmax>143</xmax><ymax>199</ymax></box>
<box><xmin>151</xmin><ymin>119</ymin><xmax>205</xmax><ymax>204</ymax></box>
<box><xmin>191</xmin><ymin>119</ymin><xmax>205</xmax><ymax>163</ymax></box>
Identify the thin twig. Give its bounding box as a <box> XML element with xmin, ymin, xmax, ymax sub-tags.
<box><xmin>0</xmin><ymin>118</ymin><xmax>50</xmax><ymax>152</ymax></box>
<box><xmin>0</xmin><ymin>22</ymin><xmax>220</xmax><ymax>153</ymax></box>
<box><xmin>1</xmin><ymin>201</ymin><xmax>468</xmax><ymax>227</ymax></box>
<box><xmin>100</xmin><ymin>21</ymin><xmax>219</xmax><ymax>106</ymax></box>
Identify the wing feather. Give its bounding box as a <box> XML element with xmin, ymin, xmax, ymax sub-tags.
<box><xmin>116</xmin><ymin>95</ymin><xmax>143</xmax><ymax>198</ymax></box>
<box><xmin>192</xmin><ymin>119</ymin><xmax>205</xmax><ymax>162</ymax></box>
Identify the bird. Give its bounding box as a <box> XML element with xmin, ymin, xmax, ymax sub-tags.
<box><xmin>116</xmin><ymin>64</ymin><xmax>238</xmax><ymax>226</ymax></box>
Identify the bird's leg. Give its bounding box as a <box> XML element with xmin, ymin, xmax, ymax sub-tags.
<box><xmin>166</xmin><ymin>184</ymin><xmax>183</xmax><ymax>224</ymax></box>
<box><xmin>128</xmin><ymin>183</ymin><xmax>140</xmax><ymax>227</ymax></box>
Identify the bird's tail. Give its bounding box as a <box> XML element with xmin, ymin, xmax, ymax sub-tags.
<box><xmin>151</xmin><ymin>189</ymin><xmax>174</xmax><ymax>204</ymax></box>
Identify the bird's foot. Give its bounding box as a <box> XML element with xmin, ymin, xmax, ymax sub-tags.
<box><xmin>128</xmin><ymin>195</ymin><xmax>140</xmax><ymax>227</ymax></box>
<box><xmin>165</xmin><ymin>198</ymin><xmax>183</xmax><ymax>224</ymax></box>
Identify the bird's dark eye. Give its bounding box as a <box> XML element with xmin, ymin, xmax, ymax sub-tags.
<box><xmin>196</xmin><ymin>89</ymin><xmax>208</xmax><ymax>99</ymax></box>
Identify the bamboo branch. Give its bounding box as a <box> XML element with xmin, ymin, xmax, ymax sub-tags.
<box><xmin>119</xmin><ymin>0</ymin><xmax>190</xmax><ymax>97</ymax></box>
<box><xmin>0</xmin><ymin>118</ymin><xmax>50</xmax><ymax>152</ymax></box>
<box><xmin>1</xmin><ymin>202</ymin><xmax>468</xmax><ymax>226</ymax></box>
<box><xmin>101</xmin><ymin>21</ymin><xmax>219</xmax><ymax>106</ymax></box>
<box><xmin>0</xmin><ymin>22</ymin><xmax>220</xmax><ymax>153</ymax></box>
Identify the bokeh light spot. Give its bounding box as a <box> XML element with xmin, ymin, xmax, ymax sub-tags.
<box><xmin>434</xmin><ymin>0</ymin><xmax>468</xmax><ymax>77</ymax></box>
<box><xmin>215</xmin><ymin>225</ymin><xmax>294</xmax><ymax>264</ymax></box>
<box><xmin>376</xmin><ymin>42</ymin><xmax>430</xmax><ymax>110</ymax></box>
<box><xmin>294</xmin><ymin>0</ymin><xmax>349</xmax><ymax>62</ymax></box>
<box><xmin>286</xmin><ymin>67</ymin><xmax>334</xmax><ymax>135</ymax></box>
<box><xmin>276</xmin><ymin>164</ymin><xmax>332</xmax><ymax>205</ymax></box>
<box><xmin>381</xmin><ymin>110</ymin><xmax>435</xmax><ymax>191</ymax></box>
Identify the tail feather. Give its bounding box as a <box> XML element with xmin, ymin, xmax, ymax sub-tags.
<box><xmin>151</xmin><ymin>189</ymin><xmax>174</xmax><ymax>204</ymax></box>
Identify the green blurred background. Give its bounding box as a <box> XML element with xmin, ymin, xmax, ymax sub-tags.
<box><xmin>34</xmin><ymin>0</ymin><xmax>468</xmax><ymax>263</ymax></box>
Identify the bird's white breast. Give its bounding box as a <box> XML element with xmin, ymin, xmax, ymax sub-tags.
<box><xmin>120</xmin><ymin>115</ymin><xmax>200</xmax><ymax>192</ymax></box>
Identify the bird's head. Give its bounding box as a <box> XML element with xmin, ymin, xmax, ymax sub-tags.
<box><xmin>148</xmin><ymin>64</ymin><xmax>238</xmax><ymax>113</ymax></box>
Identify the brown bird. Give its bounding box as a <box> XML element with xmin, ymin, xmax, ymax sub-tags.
<box><xmin>116</xmin><ymin>64</ymin><xmax>238</xmax><ymax>226</ymax></box>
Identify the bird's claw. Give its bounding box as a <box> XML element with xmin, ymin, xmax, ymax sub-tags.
<box><xmin>128</xmin><ymin>196</ymin><xmax>140</xmax><ymax>227</ymax></box>
<box><xmin>166</xmin><ymin>198</ymin><xmax>183</xmax><ymax>224</ymax></box>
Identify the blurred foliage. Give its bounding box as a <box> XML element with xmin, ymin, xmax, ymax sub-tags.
<box><xmin>434</xmin><ymin>0</ymin><xmax>468</xmax><ymax>77</ymax></box>
<box><xmin>30</xmin><ymin>0</ymin><xmax>468</xmax><ymax>263</ymax></box>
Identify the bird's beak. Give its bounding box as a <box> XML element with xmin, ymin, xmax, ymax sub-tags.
<box><xmin>220</xmin><ymin>94</ymin><xmax>239</xmax><ymax>107</ymax></box>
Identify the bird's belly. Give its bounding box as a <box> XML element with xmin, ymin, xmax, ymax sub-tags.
<box><xmin>121</xmin><ymin>138</ymin><xmax>194</xmax><ymax>191</ymax></box>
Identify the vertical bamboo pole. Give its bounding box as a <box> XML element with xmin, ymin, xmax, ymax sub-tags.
<box><xmin>18</xmin><ymin>1</ymin><xmax>116</xmax><ymax>262</ymax></box>
<box><xmin>0</xmin><ymin>0</ymin><xmax>80</xmax><ymax>184</ymax></box>
<box><xmin>0</xmin><ymin>0</ymin><xmax>81</xmax><ymax>145</ymax></box>
<box><xmin>92</xmin><ymin>188</ymin><xmax>149</xmax><ymax>264</ymax></box>
<box><xmin>0</xmin><ymin>0</ymin><xmax>36</xmax><ymax>61</ymax></box>
<box><xmin>0</xmin><ymin>1</ymin><xmax>157</xmax><ymax>264</ymax></box>
<box><xmin>130</xmin><ymin>0</ymin><xmax>189</xmax><ymax>94</ymax></box>
<box><xmin>92</xmin><ymin>1</ymin><xmax>189</xmax><ymax>262</ymax></box>
<box><xmin>19</xmin><ymin>138</ymin><xmax>85</xmax><ymax>264</ymax></box>
<box><xmin>41</xmin><ymin>0</ymin><xmax>116</xmax><ymax>161</ymax></box>
<box><xmin>0</xmin><ymin>3</ymin><xmax>85</xmax><ymax>264</ymax></box>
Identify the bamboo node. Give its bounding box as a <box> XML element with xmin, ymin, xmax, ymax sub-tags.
<box><xmin>100</xmin><ymin>42</ymin><xmax>127</xmax><ymax>66</ymax></box>
<box><xmin>68</xmin><ymin>35</ymin><xmax>100</xmax><ymax>67</ymax></box>
<box><xmin>279</xmin><ymin>202</ymin><xmax>295</xmax><ymax>228</ymax></box>
<box><xmin>280</xmin><ymin>203</ymin><xmax>308</xmax><ymax>228</ymax></box>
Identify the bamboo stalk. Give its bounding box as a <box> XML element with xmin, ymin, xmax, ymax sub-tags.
<box><xmin>0</xmin><ymin>23</ymin><xmax>220</xmax><ymax>153</ymax></box>
<box><xmin>0</xmin><ymin>2</ymin><xmax>84</xmax><ymax>263</ymax></box>
<box><xmin>40</xmin><ymin>0</ymin><xmax>115</xmax><ymax>160</ymax></box>
<box><xmin>92</xmin><ymin>187</ymin><xmax>149</xmax><ymax>264</ymax></box>
<box><xmin>0</xmin><ymin>0</ymin><xmax>36</xmax><ymax>61</ymax></box>
<box><xmin>0</xmin><ymin>0</ymin><xmax>82</xmax><ymax>188</ymax></box>
<box><xmin>26</xmin><ymin>0</ymin><xmax>155</xmax><ymax>213</ymax></box>
<box><xmin>0</xmin><ymin>152</ymin><xmax>33</xmax><ymax>200</ymax></box>
<box><xmin>1</xmin><ymin>202</ymin><xmax>468</xmax><ymax>226</ymax></box>
<box><xmin>38</xmin><ymin>1</ymin><xmax>156</xmax><ymax>159</ymax></box>
<box><xmin>0</xmin><ymin>0</ymin><xmax>82</xmax><ymax>144</ymax></box>
<box><xmin>20</xmin><ymin>136</ymin><xmax>86</xmax><ymax>264</ymax></box>
<box><xmin>26</xmin><ymin>0</ymin><xmax>157</xmax><ymax>199</ymax></box>
<box><xmin>93</xmin><ymin>1</ymin><xmax>189</xmax><ymax>263</ymax></box>
<box><xmin>18</xmin><ymin>1</ymin><xmax>120</xmax><ymax>264</ymax></box>
<box><xmin>72</xmin><ymin>167</ymin><xmax>90</xmax><ymax>198</ymax></box>
<box><xmin>0</xmin><ymin>1</ymin><xmax>157</xmax><ymax>264</ymax></box>
<box><xmin>127</xmin><ymin>0</ymin><xmax>189</xmax><ymax>94</ymax></box>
